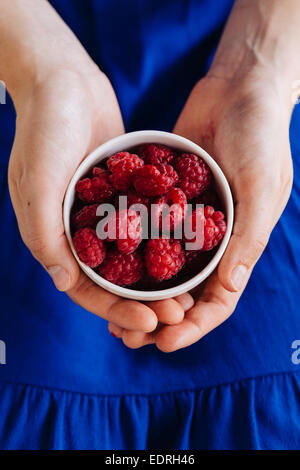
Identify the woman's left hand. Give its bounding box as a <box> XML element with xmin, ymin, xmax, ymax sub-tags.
<box><xmin>110</xmin><ymin>67</ymin><xmax>293</xmax><ymax>351</ymax></box>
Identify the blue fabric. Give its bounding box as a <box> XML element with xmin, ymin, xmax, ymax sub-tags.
<box><xmin>0</xmin><ymin>0</ymin><xmax>300</xmax><ymax>450</ymax></box>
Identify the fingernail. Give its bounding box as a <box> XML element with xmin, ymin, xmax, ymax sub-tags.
<box><xmin>231</xmin><ymin>265</ymin><xmax>247</xmax><ymax>291</ymax></box>
<box><xmin>48</xmin><ymin>266</ymin><xmax>70</xmax><ymax>291</ymax></box>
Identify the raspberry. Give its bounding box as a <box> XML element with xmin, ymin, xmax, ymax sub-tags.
<box><xmin>152</xmin><ymin>187</ymin><xmax>187</xmax><ymax>232</ymax></box>
<box><xmin>126</xmin><ymin>189</ymin><xmax>150</xmax><ymax>208</ymax></box>
<box><xmin>72</xmin><ymin>204</ymin><xmax>99</xmax><ymax>230</ymax></box>
<box><xmin>115</xmin><ymin>189</ymin><xmax>150</xmax><ymax>210</ymax></box>
<box><xmin>98</xmin><ymin>250</ymin><xmax>143</xmax><ymax>286</ymax></box>
<box><xmin>134</xmin><ymin>164</ymin><xmax>178</xmax><ymax>197</ymax></box>
<box><xmin>107</xmin><ymin>152</ymin><xmax>144</xmax><ymax>192</ymax></box>
<box><xmin>72</xmin><ymin>144</ymin><xmax>222</xmax><ymax>290</ymax></box>
<box><xmin>174</xmin><ymin>153</ymin><xmax>211</xmax><ymax>199</ymax></box>
<box><xmin>104</xmin><ymin>209</ymin><xmax>142</xmax><ymax>254</ymax></box>
<box><xmin>139</xmin><ymin>143</ymin><xmax>175</xmax><ymax>165</ymax></box>
<box><xmin>73</xmin><ymin>228</ymin><xmax>106</xmax><ymax>268</ymax></box>
<box><xmin>75</xmin><ymin>171</ymin><xmax>114</xmax><ymax>203</ymax></box>
<box><xmin>184</xmin><ymin>205</ymin><xmax>227</xmax><ymax>252</ymax></box>
<box><xmin>145</xmin><ymin>238</ymin><xmax>185</xmax><ymax>281</ymax></box>
<box><xmin>92</xmin><ymin>166</ymin><xmax>106</xmax><ymax>177</ymax></box>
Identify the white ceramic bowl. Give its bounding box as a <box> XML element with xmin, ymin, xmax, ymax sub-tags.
<box><xmin>63</xmin><ymin>130</ymin><xmax>234</xmax><ymax>301</ymax></box>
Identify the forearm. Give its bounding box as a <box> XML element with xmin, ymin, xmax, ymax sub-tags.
<box><xmin>209</xmin><ymin>0</ymin><xmax>300</xmax><ymax>88</ymax></box>
<box><xmin>0</xmin><ymin>0</ymin><xmax>97</xmax><ymax>104</ymax></box>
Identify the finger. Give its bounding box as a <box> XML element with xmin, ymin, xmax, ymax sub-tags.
<box><xmin>9</xmin><ymin>172</ymin><xmax>81</xmax><ymax>291</ymax></box>
<box><xmin>8</xmin><ymin>81</ymin><xmax>123</xmax><ymax>294</ymax></box>
<box><xmin>108</xmin><ymin>321</ymin><xmax>149</xmax><ymax>348</ymax></box>
<box><xmin>8</xmin><ymin>109</ymin><xmax>87</xmax><ymax>292</ymax></box>
<box><xmin>115</xmin><ymin>294</ymin><xmax>194</xmax><ymax>349</ymax></box>
<box><xmin>144</xmin><ymin>299</ymin><xmax>184</xmax><ymax>325</ymax></box>
<box><xmin>145</xmin><ymin>293</ymin><xmax>194</xmax><ymax>325</ymax></box>
<box><xmin>121</xmin><ymin>329</ymin><xmax>155</xmax><ymax>349</ymax></box>
<box><xmin>108</xmin><ymin>323</ymin><xmax>123</xmax><ymax>338</ymax></box>
<box><xmin>68</xmin><ymin>272</ymin><xmax>158</xmax><ymax>331</ymax></box>
<box><xmin>218</xmin><ymin>196</ymin><xmax>270</xmax><ymax>293</ymax></box>
<box><xmin>174</xmin><ymin>293</ymin><xmax>195</xmax><ymax>311</ymax></box>
<box><xmin>155</xmin><ymin>269</ymin><xmax>251</xmax><ymax>352</ymax></box>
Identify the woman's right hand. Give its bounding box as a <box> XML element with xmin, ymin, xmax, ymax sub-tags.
<box><xmin>9</xmin><ymin>65</ymin><xmax>195</xmax><ymax>332</ymax></box>
<box><xmin>5</xmin><ymin>1</ymin><xmax>192</xmax><ymax>333</ymax></box>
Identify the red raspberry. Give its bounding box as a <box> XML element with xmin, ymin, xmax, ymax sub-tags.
<box><xmin>174</xmin><ymin>153</ymin><xmax>211</xmax><ymax>199</ymax></box>
<box><xmin>139</xmin><ymin>143</ymin><xmax>176</xmax><ymax>165</ymax></box>
<box><xmin>145</xmin><ymin>238</ymin><xmax>185</xmax><ymax>281</ymax></box>
<box><xmin>73</xmin><ymin>228</ymin><xmax>106</xmax><ymax>268</ymax></box>
<box><xmin>98</xmin><ymin>250</ymin><xmax>143</xmax><ymax>286</ymax></box>
<box><xmin>126</xmin><ymin>189</ymin><xmax>150</xmax><ymax>208</ymax></box>
<box><xmin>152</xmin><ymin>187</ymin><xmax>187</xmax><ymax>232</ymax></box>
<box><xmin>104</xmin><ymin>209</ymin><xmax>142</xmax><ymax>254</ymax></box>
<box><xmin>72</xmin><ymin>204</ymin><xmax>99</xmax><ymax>230</ymax></box>
<box><xmin>92</xmin><ymin>166</ymin><xmax>106</xmax><ymax>177</ymax></box>
<box><xmin>134</xmin><ymin>164</ymin><xmax>178</xmax><ymax>197</ymax></box>
<box><xmin>184</xmin><ymin>205</ymin><xmax>227</xmax><ymax>252</ymax></box>
<box><xmin>107</xmin><ymin>152</ymin><xmax>144</xmax><ymax>191</ymax></box>
<box><xmin>75</xmin><ymin>171</ymin><xmax>114</xmax><ymax>203</ymax></box>
<box><xmin>115</xmin><ymin>190</ymin><xmax>150</xmax><ymax>209</ymax></box>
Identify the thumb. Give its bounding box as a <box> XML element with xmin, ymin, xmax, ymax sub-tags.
<box><xmin>218</xmin><ymin>197</ymin><xmax>270</xmax><ymax>292</ymax></box>
<box><xmin>9</xmin><ymin>172</ymin><xmax>80</xmax><ymax>291</ymax></box>
<box><xmin>8</xmin><ymin>111</ymin><xmax>82</xmax><ymax>292</ymax></box>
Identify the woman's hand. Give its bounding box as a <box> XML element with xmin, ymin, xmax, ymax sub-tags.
<box><xmin>113</xmin><ymin>0</ymin><xmax>299</xmax><ymax>350</ymax></box>
<box><xmin>157</xmin><ymin>70</ymin><xmax>293</xmax><ymax>351</ymax></box>
<box><xmin>5</xmin><ymin>0</ymin><xmax>192</xmax><ymax>333</ymax></box>
<box><xmin>110</xmin><ymin>70</ymin><xmax>293</xmax><ymax>349</ymax></box>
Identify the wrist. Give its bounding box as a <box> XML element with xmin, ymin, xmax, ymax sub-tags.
<box><xmin>8</xmin><ymin>56</ymin><xmax>99</xmax><ymax>112</ymax></box>
<box><xmin>208</xmin><ymin>0</ymin><xmax>300</xmax><ymax>110</ymax></box>
<box><xmin>0</xmin><ymin>0</ymin><xmax>98</xmax><ymax>108</ymax></box>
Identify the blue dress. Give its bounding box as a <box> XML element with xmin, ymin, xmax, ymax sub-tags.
<box><xmin>0</xmin><ymin>0</ymin><xmax>300</xmax><ymax>450</ymax></box>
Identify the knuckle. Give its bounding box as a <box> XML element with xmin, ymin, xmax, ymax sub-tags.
<box><xmin>24</xmin><ymin>233</ymin><xmax>48</xmax><ymax>261</ymax></box>
<box><xmin>252</xmin><ymin>236</ymin><xmax>267</xmax><ymax>254</ymax></box>
<box><xmin>69</xmin><ymin>274</ymin><xmax>92</xmax><ymax>298</ymax></box>
<box><xmin>244</xmin><ymin>234</ymin><xmax>269</xmax><ymax>266</ymax></box>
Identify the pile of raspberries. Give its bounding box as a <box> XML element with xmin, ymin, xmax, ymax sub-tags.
<box><xmin>72</xmin><ymin>143</ymin><xmax>227</xmax><ymax>287</ymax></box>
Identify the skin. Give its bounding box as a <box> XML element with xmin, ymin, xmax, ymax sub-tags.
<box><xmin>1</xmin><ymin>0</ymin><xmax>299</xmax><ymax>350</ymax></box>
<box><xmin>115</xmin><ymin>71</ymin><xmax>293</xmax><ymax>350</ymax></box>
<box><xmin>109</xmin><ymin>0</ymin><xmax>299</xmax><ymax>350</ymax></box>
<box><xmin>2</xmin><ymin>0</ymin><xmax>192</xmax><ymax>334</ymax></box>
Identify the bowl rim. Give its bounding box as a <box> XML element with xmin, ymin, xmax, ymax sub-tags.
<box><xmin>63</xmin><ymin>130</ymin><xmax>234</xmax><ymax>301</ymax></box>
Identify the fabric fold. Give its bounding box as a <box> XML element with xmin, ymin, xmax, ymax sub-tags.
<box><xmin>1</xmin><ymin>370</ymin><xmax>299</xmax><ymax>450</ymax></box>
